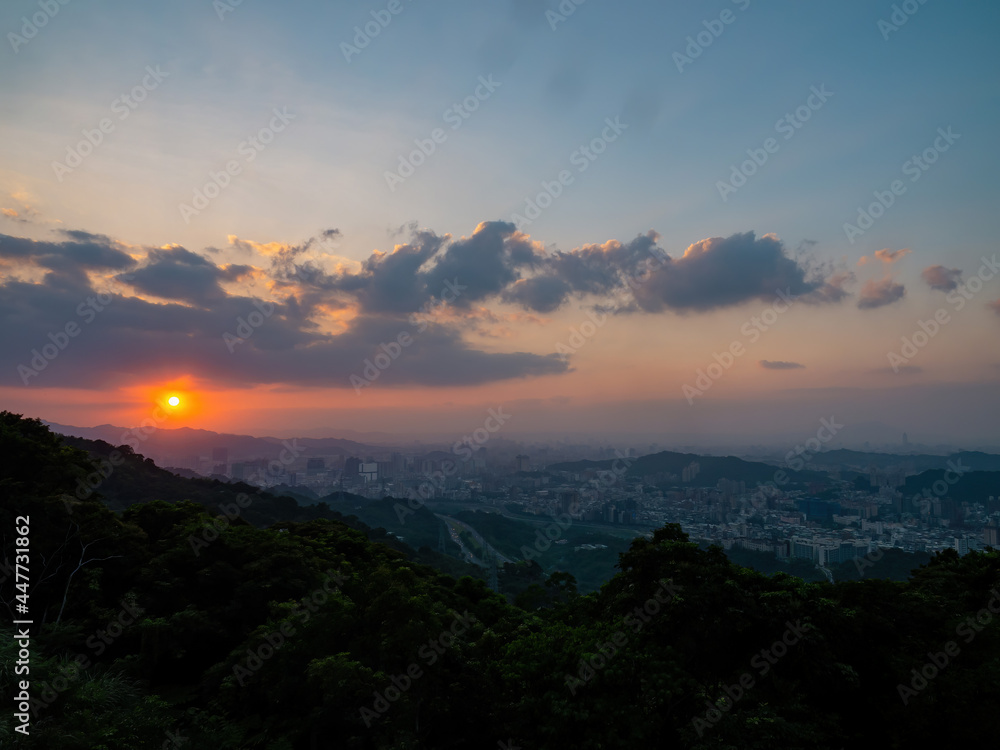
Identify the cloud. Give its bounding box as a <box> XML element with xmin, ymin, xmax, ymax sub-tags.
<box><xmin>921</xmin><ymin>265</ymin><xmax>962</xmax><ymax>292</ymax></box>
<box><xmin>858</xmin><ymin>278</ymin><xmax>906</xmax><ymax>309</ymax></box>
<box><xmin>0</xmin><ymin>226</ymin><xmax>569</xmax><ymax>390</ymax></box>
<box><xmin>122</xmin><ymin>246</ymin><xmax>252</xmax><ymax>307</ymax></box>
<box><xmin>859</xmin><ymin>248</ymin><xmax>910</xmax><ymax>266</ymax></box>
<box><xmin>0</xmin><ymin>193</ymin><xmax>44</xmax><ymax>225</ymax></box>
<box><xmin>798</xmin><ymin>270</ymin><xmax>855</xmax><ymax>305</ymax></box>
<box><xmin>502</xmin><ymin>275</ymin><xmax>572</xmax><ymax>313</ymax></box>
<box><xmin>0</xmin><ymin>232</ymin><xmax>136</xmax><ymax>277</ymax></box>
<box><xmin>505</xmin><ymin>231</ymin><xmax>841</xmax><ymax>314</ymax></box>
<box><xmin>759</xmin><ymin>360</ymin><xmax>805</xmax><ymax>370</ymax></box>
<box><xmin>0</xmin><ymin>222</ymin><xmax>852</xmax><ymax>391</ymax></box>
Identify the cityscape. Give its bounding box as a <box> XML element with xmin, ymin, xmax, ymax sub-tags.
<box><xmin>3</xmin><ymin>0</ymin><xmax>1000</xmax><ymax>746</ymax></box>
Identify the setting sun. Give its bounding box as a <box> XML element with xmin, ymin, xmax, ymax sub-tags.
<box><xmin>168</xmin><ymin>396</ymin><xmax>180</xmax><ymax>407</ymax></box>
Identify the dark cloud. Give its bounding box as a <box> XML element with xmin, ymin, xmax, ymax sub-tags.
<box><xmin>506</xmin><ymin>231</ymin><xmax>835</xmax><ymax>314</ymax></box>
<box><xmin>0</xmin><ymin>222</ymin><xmax>854</xmax><ymax>391</ymax></box>
<box><xmin>502</xmin><ymin>275</ymin><xmax>572</xmax><ymax>313</ymax></box>
<box><xmin>989</xmin><ymin>299</ymin><xmax>1000</xmax><ymax>317</ymax></box>
<box><xmin>858</xmin><ymin>278</ymin><xmax>906</xmax><ymax>309</ymax></box>
<box><xmin>759</xmin><ymin>360</ymin><xmax>805</xmax><ymax>370</ymax></box>
<box><xmin>922</xmin><ymin>265</ymin><xmax>963</xmax><ymax>292</ymax></box>
<box><xmin>293</xmin><ymin>221</ymin><xmax>543</xmax><ymax>316</ymax></box>
<box><xmin>0</xmin><ymin>233</ymin><xmax>136</xmax><ymax>271</ymax></box>
<box><xmin>798</xmin><ymin>271</ymin><xmax>854</xmax><ymax>305</ymax></box>
<box><xmin>286</xmin><ymin>227</ymin><xmax>842</xmax><ymax>319</ymax></box>
<box><xmin>123</xmin><ymin>246</ymin><xmax>244</xmax><ymax>307</ymax></box>
<box><xmin>635</xmin><ymin>232</ymin><xmax>824</xmax><ymax>312</ymax></box>
<box><xmin>0</xmin><ymin>227</ymin><xmax>568</xmax><ymax>390</ymax></box>
<box><xmin>421</xmin><ymin>221</ymin><xmax>540</xmax><ymax>307</ymax></box>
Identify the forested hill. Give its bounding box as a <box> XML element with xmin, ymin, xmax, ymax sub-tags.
<box><xmin>54</xmin><ymin>429</ymin><xmax>483</xmax><ymax>580</ymax></box>
<box><xmin>3</xmin><ymin>411</ymin><xmax>1000</xmax><ymax>748</ymax></box>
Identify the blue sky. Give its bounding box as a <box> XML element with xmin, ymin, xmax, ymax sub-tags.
<box><xmin>1</xmin><ymin>0</ymin><xmax>999</xmax><ymax>442</ymax></box>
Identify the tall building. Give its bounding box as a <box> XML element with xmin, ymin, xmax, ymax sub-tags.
<box><xmin>391</xmin><ymin>452</ymin><xmax>406</xmax><ymax>476</ymax></box>
<box><xmin>360</xmin><ymin>463</ymin><xmax>379</xmax><ymax>482</ymax></box>
<box><xmin>983</xmin><ymin>526</ymin><xmax>1000</xmax><ymax>547</ymax></box>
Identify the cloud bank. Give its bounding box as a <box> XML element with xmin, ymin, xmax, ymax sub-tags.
<box><xmin>0</xmin><ymin>222</ymin><xmax>850</xmax><ymax>390</ymax></box>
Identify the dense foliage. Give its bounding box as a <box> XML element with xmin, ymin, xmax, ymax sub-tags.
<box><xmin>2</xmin><ymin>412</ymin><xmax>999</xmax><ymax>748</ymax></box>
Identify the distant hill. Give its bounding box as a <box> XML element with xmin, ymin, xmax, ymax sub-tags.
<box><xmin>898</xmin><ymin>469</ymin><xmax>1000</xmax><ymax>506</ymax></box>
<box><xmin>800</xmin><ymin>449</ymin><xmax>1000</xmax><ymax>473</ymax></box>
<box><xmin>57</xmin><ymin>433</ymin><xmax>479</xmax><ymax>580</ymax></box>
<box><xmin>45</xmin><ymin>420</ymin><xmax>393</xmax><ymax>466</ymax></box>
<box><xmin>549</xmin><ymin>450</ymin><xmax>827</xmax><ymax>486</ymax></box>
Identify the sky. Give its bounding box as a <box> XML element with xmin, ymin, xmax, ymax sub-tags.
<box><xmin>1</xmin><ymin>0</ymin><xmax>999</xmax><ymax>446</ymax></box>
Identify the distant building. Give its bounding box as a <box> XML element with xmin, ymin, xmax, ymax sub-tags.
<box><xmin>954</xmin><ymin>536</ymin><xmax>980</xmax><ymax>556</ymax></box>
<box><xmin>391</xmin><ymin>452</ymin><xmax>406</xmax><ymax>476</ymax></box>
<box><xmin>682</xmin><ymin>462</ymin><xmax>700</xmax><ymax>483</ymax></box>
<box><xmin>796</xmin><ymin>498</ymin><xmax>840</xmax><ymax>522</ymax></box>
<box><xmin>211</xmin><ymin>447</ymin><xmax>229</xmax><ymax>476</ymax></box>
<box><xmin>306</xmin><ymin>458</ymin><xmax>326</xmax><ymax>475</ymax></box>
<box><xmin>983</xmin><ymin>525</ymin><xmax>1000</xmax><ymax>548</ymax></box>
